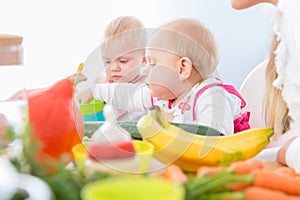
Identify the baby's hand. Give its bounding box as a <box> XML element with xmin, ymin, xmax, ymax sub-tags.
<box><xmin>68</xmin><ymin>73</ymin><xmax>87</xmax><ymax>85</ymax></box>
<box><xmin>76</xmin><ymin>88</ymin><xmax>94</xmax><ymax>104</ymax></box>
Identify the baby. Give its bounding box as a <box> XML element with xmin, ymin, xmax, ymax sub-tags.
<box><xmin>99</xmin><ymin>16</ymin><xmax>147</xmax><ymax>84</ymax></box>
<box><xmin>80</xmin><ymin>16</ymin><xmax>148</xmax><ymax>121</ymax></box>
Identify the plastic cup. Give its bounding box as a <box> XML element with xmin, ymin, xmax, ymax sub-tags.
<box><xmin>132</xmin><ymin>140</ymin><xmax>154</xmax><ymax>173</ymax></box>
<box><xmin>72</xmin><ymin>140</ymin><xmax>154</xmax><ymax>174</ymax></box>
<box><xmin>80</xmin><ymin>100</ymin><xmax>105</xmax><ymax>121</ymax></box>
<box><xmin>81</xmin><ymin>177</ymin><xmax>185</xmax><ymax>200</ymax></box>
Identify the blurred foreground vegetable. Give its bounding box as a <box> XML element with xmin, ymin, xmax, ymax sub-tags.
<box><xmin>26</xmin><ymin>73</ymin><xmax>86</xmax><ymax>168</ymax></box>
<box><xmin>183</xmin><ymin>159</ymin><xmax>300</xmax><ymax>200</ymax></box>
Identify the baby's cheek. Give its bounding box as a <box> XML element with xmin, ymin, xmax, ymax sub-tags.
<box><xmin>149</xmin><ymin>84</ymin><xmax>175</xmax><ymax>100</ymax></box>
<box><xmin>149</xmin><ymin>83</ymin><xmax>163</xmax><ymax>96</ymax></box>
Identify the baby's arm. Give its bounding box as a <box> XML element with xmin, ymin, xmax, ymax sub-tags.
<box><xmin>76</xmin><ymin>88</ymin><xmax>94</xmax><ymax>104</ymax></box>
<box><xmin>93</xmin><ymin>82</ymin><xmax>152</xmax><ymax>112</ymax></box>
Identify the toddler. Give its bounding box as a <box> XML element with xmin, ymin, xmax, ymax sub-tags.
<box><xmin>80</xmin><ymin>16</ymin><xmax>148</xmax><ymax>121</ymax></box>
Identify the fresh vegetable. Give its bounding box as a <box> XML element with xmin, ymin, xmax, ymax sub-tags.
<box><xmin>197</xmin><ymin>166</ymin><xmax>224</xmax><ymax>177</ymax></box>
<box><xmin>196</xmin><ymin>159</ymin><xmax>264</xmax><ymax>177</ymax></box>
<box><xmin>84</xmin><ymin>120</ymin><xmax>222</xmax><ymax>140</ymax></box>
<box><xmin>184</xmin><ymin>159</ymin><xmax>300</xmax><ymax>200</ymax></box>
<box><xmin>226</xmin><ymin>181</ymin><xmax>250</xmax><ymax>192</ymax></box>
<box><xmin>164</xmin><ymin>164</ymin><xmax>188</xmax><ymax>184</ymax></box>
<box><xmin>185</xmin><ymin>171</ymin><xmax>253</xmax><ymax>200</ymax></box>
<box><xmin>27</xmin><ymin>73</ymin><xmax>86</xmax><ymax>166</ymax></box>
<box><xmin>202</xmin><ymin>186</ymin><xmax>300</xmax><ymax>200</ymax></box>
<box><xmin>0</xmin><ymin>114</ymin><xmax>15</xmax><ymax>147</ymax></box>
<box><xmin>242</xmin><ymin>186</ymin><xmax>300</xmax><ymax>200</ymax></box>
<box><xmin>252</xmin><ymin>169</ymin><xmax>300</xmax><ymax>195</ymax></box>
<box><xmin>274</xmin><ymin>166</ymin><xmax>298</xmax><ymax>177</ymax></box>
<box><xmin>229</xmin><ymin>159</ymin><xmax>264</xmax><ymax>174</ymax></box>
<box><xmin>195</xmin><ymin>160</ymin><xmax>258</xmax><ymax>192</ymax></box>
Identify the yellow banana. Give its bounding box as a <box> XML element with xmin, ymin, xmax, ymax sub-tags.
<box><xmin>137</xmin><ymin>107</ymin><xmax>273</xmax><ymax>172</ymax></box>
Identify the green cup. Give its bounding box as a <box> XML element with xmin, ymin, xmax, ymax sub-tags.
<box><xmin>80</xmin><ymin>100</ymin><xmax>105</xmax><ymax>115</ymax></box>
<box><xmin>81</xmin><ymin>177</ymin><xmax>185</xmax><ymax>200</ymax></box>
<box><xmin>80</xmin><ymin>100</ymin><xmax>105</xmax><ymax>121</ymax></box>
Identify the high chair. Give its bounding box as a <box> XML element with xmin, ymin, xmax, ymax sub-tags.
<box><xmin>239</xmin><ymin>60</ymin><xmax>268</xmax><ymax>128</ymax></box>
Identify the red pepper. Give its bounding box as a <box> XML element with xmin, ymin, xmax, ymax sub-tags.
<box><xmin>28</xmin><ymin>77</ymin><xmax>84</xmax><ymax>165</ymax></box>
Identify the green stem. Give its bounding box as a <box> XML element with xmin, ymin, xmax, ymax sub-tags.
<box><xmin>185</xmin><ymin>175</ymin><xmax>214</xmax><ymax>191</ymax></box>
<box><xmin>202</xmin><ymin>191</ymin><xmax>245</xmax><ymax>200</ymax></box>
<box><xmin>186</xmin><ymin>172</ymin><xmax>253</xmax><ymax>198</ymax></box>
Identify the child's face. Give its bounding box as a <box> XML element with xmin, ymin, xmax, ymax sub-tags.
<box><xmin>146</xmin><ymin>49</ymin><xmax>189</xmax><ymax>100</ymax></box>
<box><xmin>103</xmin><ymin>50</ymin><xmax>145</xmax><ymax>83</ymax></box>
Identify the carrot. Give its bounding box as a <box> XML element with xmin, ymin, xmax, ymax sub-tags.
<box><xmin>229</xmin><ymin>159</ymin><xmax>264</xmax><ymax>174</ymax></box>
<box><xmin>275</xmin><ymin>166</ymin><xmax>298</xmax><ymax>177</ymax></box>
<box><xmin>204</xmin><ymin>186</ymin><xmax>300</xmax><ymax>200</ymax></box>
<box><xmin>197</xmin><ymin>166</ymin><xmax>224</xmax><ymax>177</ymax></box>
<box><xmin>226</xmin><ymin>181</ymin><xmax>250</xmax><ymax>191</ymax></box>
<box><xmin>164</xmin><ymin>164</ymin><xmax>187</xmax><ymax>184</ymax></box>
<box><xmin>253</xmin><ymin>169</ymin><xmax>300</xmax><ymax>195</ymax></box>
<box><xmin>245</xmin><ymin>186</ymin><xmax>300</xmax><ymax>200</ymax></box>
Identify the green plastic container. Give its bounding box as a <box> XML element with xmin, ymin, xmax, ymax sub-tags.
<box><xmin>81</xmin><ymin>177</ymin><xmax>185</xmax><ymax>200</ymax></box>
<box><xmin>80</xmin><ymin>100</ymin><xmax>105</xmax><ymax>121</ymax></box>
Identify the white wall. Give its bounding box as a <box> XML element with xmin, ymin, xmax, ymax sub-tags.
<box><xmin>0</xmin><ymin>0</ymin><xmax>272</xmax><ymax>89</ymax></box>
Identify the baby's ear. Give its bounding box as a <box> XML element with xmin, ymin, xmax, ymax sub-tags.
<box><xmin>178</xmin><ymin>57</ymin><xmax>193</xmax><ymax>80</ymax></box>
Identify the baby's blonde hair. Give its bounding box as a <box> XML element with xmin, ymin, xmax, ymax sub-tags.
<box><xmin>148</xmin><ymin>18</ymin><xmax>219</xmax><ymax>79</ymax></box>
<box><xmin>264</xmin><ymin>34</ymin><xmax>291</xmax><ymax>139</ymax></box>
<box><xmin>103</xmin><ymin>16</ymin><xmax>145</xmax><ymax>39</ymax></box>
<box><xmin>101</xmin><ymin>16</ymin><xmax>147</xmax><ymax>58</ymax></box>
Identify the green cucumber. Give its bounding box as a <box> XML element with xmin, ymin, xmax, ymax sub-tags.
<box><xmin>84</xmin><ymin>121</ymin><xmax>223</xmax><ymax>140</ymax></box>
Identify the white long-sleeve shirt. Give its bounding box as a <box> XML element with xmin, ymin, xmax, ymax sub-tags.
<box><xmin>286</xmin><ymin>136</ymin><xmax>300</xmax><ymax>173</ymax></box>
<box><xmin>92</xmin><ymin>77</ymin><xmax>243</xmax><ymax>135</ymax></box>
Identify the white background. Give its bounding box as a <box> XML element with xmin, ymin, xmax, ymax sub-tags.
<box><xmin>0</xmin><ymin>0</ymin><xmax>272</xmax><ymax>89</ymax></box>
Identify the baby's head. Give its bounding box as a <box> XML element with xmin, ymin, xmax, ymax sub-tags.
<box><xmin>100</xmin><ymin>16</ymin><xmax>147</xmax><ymax>83</ymax></box>
<box><xmin>146</xmin><ymin>18</ymin><xmax>219</xmax><ymax>100</ymax></box>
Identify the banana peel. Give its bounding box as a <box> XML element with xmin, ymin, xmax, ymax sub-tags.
<box><xmin>137</xmin><ymin>106</ymin><xmax>273</xmax><ymax>172</ymax></box>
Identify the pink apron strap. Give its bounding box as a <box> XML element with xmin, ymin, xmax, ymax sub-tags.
<box><xmin>192</xmin><ymin>83</ymin><xmax>246</xmax><ymax>121</ymax></box>
<box><xmin>150</xmin><ymin>96</ymin><xmax>154</xmax><ymax>106</ymax></box>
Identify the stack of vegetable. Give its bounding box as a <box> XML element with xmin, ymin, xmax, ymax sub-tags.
<box><xmin>164</xmin><ymin>159</ymin><xmax>300</xmax><ymax>200</ymax></box>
